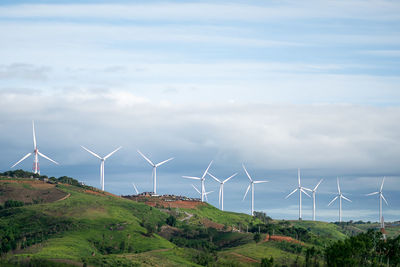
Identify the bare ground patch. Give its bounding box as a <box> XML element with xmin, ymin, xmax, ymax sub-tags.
<box><xmin>0</xmin><ymin>180</ymin><xmax>67</xmax><ymax>204</ymax></box>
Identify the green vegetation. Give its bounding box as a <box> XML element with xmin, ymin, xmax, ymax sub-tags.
<box><xmin>2</xmin><ymin>199</ymin><xmax>24</xmax><ymax>209</ymax></box>
<box><xmin>0</xmin><ymin>172</ymin><xmax>399</xmax><ymax>266</ymax></box>
<box><xmin>326</xmin><ymin>229</ymin><xmax>400</xmax><ymax>266</ymax></box>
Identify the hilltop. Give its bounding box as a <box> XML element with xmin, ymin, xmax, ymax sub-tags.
<box><xmin>0</xmin><ymin>170</ymin><xmax>398</xmax><ymax>266</ymax></box>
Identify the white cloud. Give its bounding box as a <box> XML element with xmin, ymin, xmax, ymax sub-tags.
<box><xmin>1</xmin><ymin>2</ymin><xmax>399</xmax><ymax>21</ymax></box>
<box><xmin>360</xmin><ymin>50</ymin><xmax>400</xmax><ymax>57</ymax></box>
<box><xmin>1</xmin><ymin>89</ymin><xmax>400</xmax><ymax>172</ymax></box>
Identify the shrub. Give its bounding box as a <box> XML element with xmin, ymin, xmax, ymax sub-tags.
<box><xmin>4</xmin><ymin>200</ymin><xmax>24</xmax><ymax>208</ymax></box>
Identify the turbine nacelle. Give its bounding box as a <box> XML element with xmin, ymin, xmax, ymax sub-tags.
<box><xmin>242</xmin><ymin>164</ymin><xmax>268</xmax><ymax>215</ymax></box>
<box><xmin>285</xmin><ymin>168</ymin><xmax>311</xmax><ymax>220</ymax></box>
<box><xmin>328</xmin><ymin>177</ymin><xmax>351</xmax><ymax>222</ymax></box>
<box><xmin>11</xmin><ymin>121</ymin><xmax>59</xmax><ymax>174</ymax></box>
<box><xmin>208</xmin><ymin>172</ymin><xmax>237</xmax><ymax>210</ymax></box>
<box><xmin>183</xmin><ymin>161</ymin><xmax>213</xmax><ymax>202</ymax></box>
<box><xmin>82</xmin><ymin>145</ymin><xmax>121</xmax><ymax>191</ymax></box>
<box><xmin>138</xmin><ymin>150</ymin><xmax>173</xmax><ymax>195</ymax></box>
<box><xmin>367</xmin><ymin>177</ymin><xmax>389</xmax><ymax>228</ymax></box>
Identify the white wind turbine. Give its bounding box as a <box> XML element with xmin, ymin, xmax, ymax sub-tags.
<box><xmin>81</xmin><ymin>146</ymin><xmax>122</xmax><ymax>191</ymax></box>
<box><xmin>132</xmin><ymin>183</ymin><xmax>139</xmax><ymax>195</ymax></box>
<box><xmin>328</xmin><ymin>177</ymin><xmax>352</xmax><ymax>222</ymax></box>
<box><xmin>305</xmin><ymin>179</ymin><xmax>323</xmax><ymax>221</ymax></box>
<box><xmin>366</xmin><ymin>177</ymin><xmax>388</xmax><ymax>228</ymax></box>
<box><xmin>242</xmin><ymin>164</ymin><xmax>268</xmax><ymax>216</ymax></box>
<box><xmin>137</xmin><ymin>150</ymin><xmax>174</xmax><ymax>196</ymax></box>
<box><xmin>208</xmin><ymin>172</ymin><xmax>237</xmax><ymax>210</ymax></box>
<box><xmin>191</xmin><ymin>184</ymin><xmax>213</xmax><ymax>201</ymax></box>
<box><xmin>285</xmin><ymin>169</ymin><xmax>311</xmax><ymax>220</ymax></box>
<box><xmin>11</xmin><ymin>121</ymin><xmax>59</xmax><ymax>174</ymax></box>
<box><xmin>183</xmin><ymin>161</ymin><xmax>213</xmax><ymax>202</ymax></box>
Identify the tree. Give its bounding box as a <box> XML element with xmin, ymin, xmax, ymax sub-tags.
<box><xmin>261</xmin><ymin>257</ymin><xmax>274</xmax><ymax>267</ymax></box>
<box><xmin>166</xmin><ymin>215</ymin><xmax>176</xmax><ymax>227</ymax></box>
<box><xmin>254</xmin><ymin>233</ymin><xmax>261</xmax><ymax>243</ymax></box>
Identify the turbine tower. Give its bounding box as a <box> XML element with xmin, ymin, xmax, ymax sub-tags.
<box><xmin>305</xmin><ymin>179</ymin><xmax>323</xmax><ymax>221</ymax></box>
<box><xmin>137</xmin><ymin>150</ymin><xmax>174</xmax><ymax>196</ymax></box>
<box><xmin>191</xmin><ymin>184</ymin><xmax>213</xmax><ymax>201</ymax></box>
<box><xmin>11</xmin><ymin>121</ymin><xmax>59</xmax><ymax>174</ymax></box>
<box><xmin>328</xmin><ymin>177</ymin><xmax>351</xmax><ymax>222</ymax></box>
<box><xmin>183</xmin><ymin>161</ymin><xmax>213</xmax><ymax>202</ymax></box>
<box><xmin>366</xmin><ymin>177</ymin><xmax>388</xmax><ymax>229</ymax></box>
<box><xmin>242</xmin><ymin>164</ymin><xmax>268</xmax><ymax>216</ymax></box>
<box><xmin>81</xmin><ymin>146</ymin><xmax>121</xmax><ymax>191</ymax></box>
<box><xmin>285</xmin><ymin>169</ymin><xmax>311</xmax><ymax>220</ymax></box>
<box><xmin>208</xmin><ymin>172</ymin><xmax>237</xmax><ymax>210</ymax></box>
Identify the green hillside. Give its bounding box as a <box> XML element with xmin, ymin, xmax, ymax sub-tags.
<box><xmin>1</xmin><ymin>170</ymin><xmax>399</xmax><ymax>266</ymax></box>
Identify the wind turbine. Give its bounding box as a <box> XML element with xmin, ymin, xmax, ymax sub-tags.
<box><xmin>305</xmin><ymin>179</ymin><xmax>323</xmax><ymax>221</ymax></box>
<box><xmin>328</xmin><ymin>177</ymin><xmax>351</xmax><ymax>222</ymax></box>
<box><xmin>137</xmin><ymin>150</ymin><xmax>174</xmax><ymax>196</ymax></box>
<box><xmin>285</xmin><ymin>169</ymin><xmax>311</xmax><ymax>220</ymax></box>
<box><xmin>132</xmin><ymin>183</ymin><xmax>139</xmax><ymax>195</ymax></box>
<box><xmin>366</xmin><ymin>177</ymin><xmax>388</xmax><ymax>229</ymax></box>
<box><xmin>183</xmin><ymin>161</ymin><xmax>213</xmax><ymax>202</ymax></box>
<box><xmin>208</xmin><ymin>172</ymin><xmax>237</xmax><ymax>210</ymax></box>
<box><xmin>81</xmin><ymin>146</ymin><xmax>121</xmax><ymax>191</ymax></box>
<box><xmin>191</xmin><ymin>184</ymin><xmax>213</xmax><ymax>201</ymax></box>
<box><xmin>11</xmin><ymin>121</ymin><xmax>59</xmax><ymax>174</ymax></box>
<box><xmin>242</xmin><ymin>164</ymin><xmax>268</xmax><ymax>216</ymax></box>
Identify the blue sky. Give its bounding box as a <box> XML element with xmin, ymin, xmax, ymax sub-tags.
<box><xmin>1</xmin><ymin>0</ymin><xmax>400</xmax><ymax>222</ymax></box>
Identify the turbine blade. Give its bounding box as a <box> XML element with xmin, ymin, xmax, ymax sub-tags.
<box><xmin>366</xmin><ymin>192</ymin><xmax>379</xmax><ymax>196</ymax></box>
<box><xmin>81</xmin><ymin>146</ymin><xmax>102</xmax><ymax>159</ymax></box>
<box><xmin>298</xmin><ymin>168</ymin><xmax>301</xmax><ymax>186</ymax></box>
<box><xmin>104</xmin><ymin>146</ymin><xmax>122</xmax><ymax>160</ymax></box>
<box><xmin>132</xmin><ymin>183</ymin><xmax>139</xmax><ymax>194</ymax></box>
<box><xmin>342</xmin><ymin>195</ymin><xmax>352</xmax><ymax>202</ymax></box>
<box><xmin>380</xmin><ymin>177</ymin><xmax>385</xmax><ymax>192</ymax></box>
<box><xmin>137</xmin><ymin>150</ymin><xmax>155</xmax><ymax>166</ymax></box>
<box><xmin>337</xmin><ymin>177</ymin><xmax>341</xmax><ymax>194</ymax></box>
<box><xmin>381</xmin><ymin>194</ymin><xmax>389</xmax><ymax>206</ymax></box>
<box><xmin>202</xmin><ymin>160</ymin><xmax>213</xmax><ymax>179</ymax></box>
<box><xmin>242</xmin><ymin>184</ymin><xmax>251</xmax><ymax>201</ymax></box>
<box><xmin>32</xmin><ymin>121</ymin><xmax>37</xmax><ymax>149</ymax></box>
<box><xmin>11</xmin><ymin>152</ymin><xmax>32</xmax><ymax>168</ymax></box>
<box><xmin>223</xmin><ymin>173</ymin><xmax>237</xmax><ymax>183</ymax></box>
<box><xmin>208</xmin><ymin>173</ymin><xmax>221</xmax><ymax>183</ymax></box>
<box><xmin>38</xmin><ymin>151</ymin><xmax>59</xmax><ymax>165</ymax></box>
<box><xmin>314</xmin><ymin>179</ymin><xmax>323</xmax><ymax>191</ymax></box>
<box><xmin>191</xmin><ymin>184</ymin><xmax>201</xmax><ymax>194</ymax></box>
<box><xmin>205</xmin><ymin>191</ymin><xmax>210</xmax><ymax>201</ymax></box>
<box><xmin>303</xmin><ymin>187</ymin><xmax>313</xmax><ymax>192</ymax></box>
<box><xmin>182</xmin><ymin>176</ymin><xmax>201</xmax><ymax>180</ymax></box>
<box><xmin>285</xmin><ymin>188</ymin><xmax>298</xmax><ymax>199</ymax></box>
<box><xmin>301</xmin><ymin>188</ymin><xmax>311</xmax><ymax>197</ymax></box>
<box><xmin>156</xmin><ymin>157</ymin><xmax>174</xmax><ymax>167</ymax></box>
<box><xmin>242</xmin><ymin>164</ymin><xmax>253</xmax><ymax>182</ymax></box>
<box><xmin>328</xmin><ymin>196</ymin><xmax>338</xmax><ymax>206</ymax></box>
<box><xmin>253</xmin><ymin>180</ymin><xmax>268</xmax><ymax>184</ymax></box>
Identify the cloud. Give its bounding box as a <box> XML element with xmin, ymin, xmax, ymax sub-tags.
<box><xmin>1</xmin><ymin>88</ymin><xmax>400</xmax><ymax>173</ymax></box>
<box><xmin>0</xmin><ymin>63</ymin><xmax>51</xmax><ymax>81</ymax></box>
<box><xmin>360</xmin><ymin>50</ymin><xmax>400</xmax><ymax>57</ymax></box>
<box><xmin>1</xmin><ymin>2</ymin><xmax>400</xmax><ymax>22</ymax></box>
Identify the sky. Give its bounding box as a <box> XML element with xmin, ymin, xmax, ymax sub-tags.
<box><xmin>1</xmin><ymin>0</ymin><xmax>400</xmax><ymax>222</ymax></box>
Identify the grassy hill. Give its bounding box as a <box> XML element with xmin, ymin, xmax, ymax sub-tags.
<box><xmin>1</xmin><ymin>170</ymin><xmax>398</xmax><ymax>266</ymax></box>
